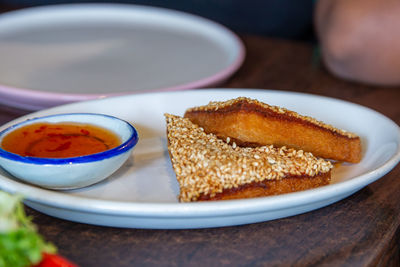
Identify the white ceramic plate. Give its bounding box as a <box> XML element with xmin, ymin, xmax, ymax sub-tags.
<box><xmin>0</xmin><ymin>89</ymin><xmax>399</xmax><ymax>229</ymax></box>
<box><xmin>0</xmin><ymin>4</ymin><xmax>244</xmax><ymax>110</ymax></box>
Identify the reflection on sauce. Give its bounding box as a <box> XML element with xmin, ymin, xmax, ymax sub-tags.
<box><xmin>1</xmin><ymin>122</ymin><xmax>121</xmax><ymax>158</ymax></box>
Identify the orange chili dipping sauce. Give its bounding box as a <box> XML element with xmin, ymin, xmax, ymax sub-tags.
<box><xmin>1</xmin><ymin>122</ymin><xmax>121</xmax><ymax>158</ymax></box>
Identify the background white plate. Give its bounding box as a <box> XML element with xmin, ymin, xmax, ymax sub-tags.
<box><xmin>0</xmin><ymin>4</ymin><xmax>244</xmax><ymax>110</ymax></box>
<box><xmin>0</xmin><ymin>89</ymin><xmax>399</xmax><ymax>229</ymax></box>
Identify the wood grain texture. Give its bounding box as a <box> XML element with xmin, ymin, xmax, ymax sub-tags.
<box><xmin>0</xmin><ymin>26</ymin><xmax>399</xmax><ymax>266</ymax></box>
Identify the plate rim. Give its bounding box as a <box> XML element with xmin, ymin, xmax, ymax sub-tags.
<box><xmin>0</xmin><ymin>89</ymin><xmax>399</xmax><ymax>221</ymax></box>
<box><xmin>0</xmin><ymin>3</ymin><xmax>245</xmax><ymax>110</ymax></box>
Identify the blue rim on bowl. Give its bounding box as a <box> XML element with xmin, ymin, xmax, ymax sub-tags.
<box><xmin>0</xmin><ymin>113</ymin><xmax>139</xmax><ymax>165</ymax></box>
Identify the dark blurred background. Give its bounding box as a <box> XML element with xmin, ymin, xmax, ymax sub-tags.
<box><xmin>0</xmin><ymin>0</ymin><xmax>315</xmax><ymax>40</ymax></box>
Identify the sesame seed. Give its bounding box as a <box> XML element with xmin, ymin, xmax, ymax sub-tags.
<box><xmin>165</xmin><ymin>114</ymin><xmax>333</xmax><ymax>202</ymax></box>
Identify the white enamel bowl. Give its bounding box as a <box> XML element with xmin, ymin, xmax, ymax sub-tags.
<box><xmin>0</xmin><ymin>113</ymin><xmax>138</xmax><ymax>189</ymax></box>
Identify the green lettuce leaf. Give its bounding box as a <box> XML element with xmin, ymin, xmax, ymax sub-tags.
<box><xmin>0</xmin><ymin>191</ymin><xmax>56</xmax><ymax>267</ymax></box>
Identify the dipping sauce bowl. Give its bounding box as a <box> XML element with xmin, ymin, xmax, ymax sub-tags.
<box><xmin>0</xmin><ymin>113</ymin><xmax>138</xmax><ymax>189</ymax></box>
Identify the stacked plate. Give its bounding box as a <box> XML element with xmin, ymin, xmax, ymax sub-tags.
<box><xmin>0</xmin><ymin>4</ymin><xmax>245</xmax><ymax>110</ymax></box>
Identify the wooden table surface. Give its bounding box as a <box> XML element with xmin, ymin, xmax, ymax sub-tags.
<box><xmin>0</xmin><ymin>15</ymin><xmax>400</xmax><ymax>266</ymax></box>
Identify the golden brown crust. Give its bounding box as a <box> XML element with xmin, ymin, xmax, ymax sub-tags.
<box><xmin>165</xmin><ymin>114</ymin><xmax>333</xmax><ymax>202</ymax></box>
<box><xmin>198</xmin><ymin>173</ymin><xmax>331</xmax><ymax>201</ymax></box>
<box><xmin>184</xmin><ymin>97</ymin><xmax>362</xmax><ymax>163</ymax></box>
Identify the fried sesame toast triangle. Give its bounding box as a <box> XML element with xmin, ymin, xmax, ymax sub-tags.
<box><xmin>165</xmin><ymin>114</ymin><xmax>333</xmax><ymax>202</ymax></box>
<box><xmin>184</xmin><ymin>97</ymin><xmax>362</xmax><ymax>163</ymax></box>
